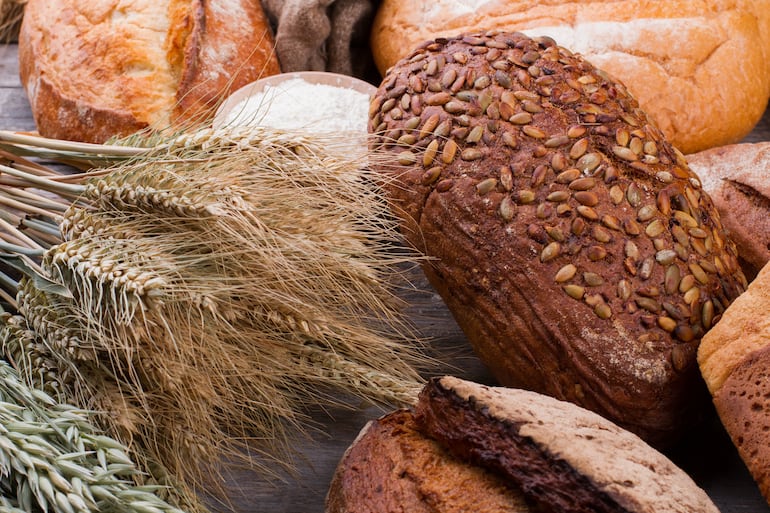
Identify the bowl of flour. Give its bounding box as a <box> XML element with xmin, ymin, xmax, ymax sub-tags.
<box><xmin>213</xmin><ymin>71</ymin><xmax>376</xmax><ymax>136</ymax></box>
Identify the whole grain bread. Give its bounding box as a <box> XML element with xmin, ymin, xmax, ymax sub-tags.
<box><xmin>325</xmin><ymin>409</ymin><xmax>530</xmax><ymax>513</ymax></box>
<box><xmin>698</xmin><ymin>261</ymin><xmax>770</xmax><ymax>504</ymax></box>
<box><xmin>414</xmin><ymin>376</ymin><xmax>720</xmax><ymax>513</ymax></box>
<box><xmin>370</xmin><ymin>0</ymin><xmax>770</xmax><ymax>154</ymax></box>
<box><xmin>686</xmin><ymin>142</ymin><xmax>770</xmax><ymax>280</ymax></box>
<box><xmin>18</xmin><ymin>0</ymin><xmax>281</xmax><ymax>143</ymax></box>
<box><xmin>368</xmin><ymin>30</ymin><xmax>747</xmax><ymax>446</ymax></box>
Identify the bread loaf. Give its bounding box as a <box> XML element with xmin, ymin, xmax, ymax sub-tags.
<box><xmin>326</xmin><ymin>376</ymin><xmax>720</xmax><ymax>513</ymax></box>
<box><xmin>697</xmin><ymin>261</ymin><xmax>770</xmax><ymax>504</ymax></box>
<box><xmin>370</xmin><ymin>0</ymin><xmax>770</xmax><ymax>154</ymax></box>
<box><xmin>368</xmin><ymin>30</ymin><xmax>747</xmax><ymax>446</ymax></box>
<box><xmin>686</xmin><ymin>142</ymin><xmax>770</xmax><ymax>280</ymax></box>
<box><xmin>18</xmin><ymin>0</ymin><xmax>281</xmax><ymax>143</ymax></box>
<box><xmin>414</xmin><ymin>376</ymin><xmax>720</xmax><ymax>513</ymax></box>
<box><xmin>325</xmin><ymin>409</ymin><xmax>530</xmax><ymax>513</ymax></box>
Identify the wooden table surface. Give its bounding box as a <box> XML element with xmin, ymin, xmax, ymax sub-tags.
<box><xmin>1</xmin><ymin>43</ymin><xmax>770</xmax><ymax>513</ymax></box>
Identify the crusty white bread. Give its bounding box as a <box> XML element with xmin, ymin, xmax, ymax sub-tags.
<box><xmin>19</xmin><ymin>0</ymin><xmax>281</xmax><ymax>143</ymax></box>
<box><xmin>370</xmin><ymin>0</ymin><xmax>770</xmax><ymax>154</ymax></box>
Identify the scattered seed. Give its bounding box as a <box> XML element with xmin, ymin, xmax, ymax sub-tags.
<box><xmin>499</xmin><ymin>196</ymin><xmax>517</xmax><ymax>221</ymax></box>
<box><xmin>510</xmin><ymin>112</ymin><xmax>533</xmax><ymax>124</ymax></box>
<box><xmin>689</xmin><ymin>262</ymin><xmax>709</xmax><ymax>284</ymax></box>
<box><xmin>577</xmin><ymin>206</ymin><xmax>599</xmax><ymax>220</ymax></box>
<box><xmin>570</xmin><ymin>138</ymin><xmax>589</xmax><ymax>159</ymax></box>
<box><xmin>461</xmin><ymin>148</ymin><xmax>483</xmax><ymax>161</ymax></box>
<box><xmin>547</xmin><ymin>190</ymin><xmax>570</xmax><ymax>202</ymax></box>
<box><xmin>574</xmin><ymin>191</ymin><xmax>599</xmax><ymax>207</ymax></box>
<box><xmin>658</xmin><ymin>316</ymin><xmax>677</xmax><ymax>332</ymax></box>
<box><xmin>609</xmin><ymin>185</ymin><xmax>624</xmax><ymax>205</ymax></box>
<box><xmin>594</xmin><ymin>302</ymin><xmax>612</xmax><ymax>319</ymax></box>
<box><xmin>555</xmin><ymin>264</ymin><xmax>577</xmax><ymax>282</ymax></box>
<box><xmin>541</xmin><ymin>242</ymin><xmax>561</xmax><ymax>262</ymax></box>
<box><xmin>646</xmin><ymin>219</ymin><xmax>666</xmax><ymax>238</ymax></box>
<box><xmin>587</xmin><ymin>246</ymin><xmax>607</xmax><ymax>261</ymax></box>
<box><xmin>583</xmin><ymin>272</ymin><xmax>604</xmax><ymax>286</ymax></box>
<box><xmin>441</xmin><ymin>139</ymin><xmax>458</xmax><ymax>163</ymax></box>
<box><xmin>568</xmin><ymin>177</ymin><xmax>596</xmax><ymax>191</ymax></box>
<box><xmin>637</xmin><ymin>205</ymin><xmax>658</xmax><ymax>222</ymax></box>
<box><xmin>564</xmin><ymin>284</ymin><xmax>585</xmax><ymax>299</ymax></box>
<box><xmin>421</xmin><ymin>166</ymin><xmax>442</xmax><ymax>185</ymax></box>
<box><xmin>636</xmin><ymin>297</ymin><xmax>661</xmax><ymax>313</ymax></box>
<box><xmin>476</xmin><ymin>178</ymin><xmax>497</xmax><ymax>195</ymax></box>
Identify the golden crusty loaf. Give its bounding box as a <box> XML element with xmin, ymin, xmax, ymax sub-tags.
<box><xmin>368</xmin><ymin>30</ymin><xmax>748</xmax><ymax>446</ymax></box>
<box><xmin>686</xmin><ymin>142</ymin><xmax>770</xmax><ymax>280</ymax></box>
<box><xmin>18</xmin><ymin>0</ymin><xmax>281</xmax><ymax>143</ymax></box>
<box><xmin>370</xmin><ymin>0</ymin><xmax>770</xmax><ymax>154</ymax></box>
<box><xmin>325</xmin><ymin>409</ymin><xmax>530</xmax><ymax>513</ymax></box>
<box><xmin>697</xmin><ymin>262</ymin><xmax>770</xmax><ymax>504</ymax></box>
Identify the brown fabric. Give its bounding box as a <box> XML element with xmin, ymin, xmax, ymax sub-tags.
<box><xmin>262</xmin><ymin>0</ymin><xmax>379</xmax><ymax>80</ymax></box>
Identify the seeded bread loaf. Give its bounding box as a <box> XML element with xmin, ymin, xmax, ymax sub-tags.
<box><xmin>697</xmin><ymin>261</ymin><xmax>770</xmax><ymax>504</ymax></box>
<box><xmin>18</xmin><ymin>0</ymin><xmax>281</xmax><ymax>143</ymax></box>
<box><xmin>413</xmin><ymin>376</ymin><xmax>720</xmax><ymax>513</ymax></box>
<box><xmin>686</xmin><ymin>142</ymin><xmax>770</xmax><ymax>280</ymax></box>
<box><xmin>325</xmin><ymin>409</ymin><xmax>530</xmax><ymax>513</ymax></box>
<box><xmin>368</xmin><ymin>30</ymin><xmax>748</xmax><ymax>446</ymax></box>
<box><xmin>370</xmin><ymin>0</ymin><xmax>770</xmax><ymax>154</ymax></box>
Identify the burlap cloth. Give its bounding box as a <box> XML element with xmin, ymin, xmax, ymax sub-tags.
<box><xmin>261</xmin><ymin>0</ymin><xmax>381</xmax><ymax>82</ymax></box>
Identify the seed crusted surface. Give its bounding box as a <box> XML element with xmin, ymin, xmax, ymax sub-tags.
<box><xmin>369</xmin><ymin>30</ymin><xmax>747</xmax><ymax>444</ymax></box>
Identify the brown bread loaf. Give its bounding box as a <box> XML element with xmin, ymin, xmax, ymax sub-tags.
<box><xmin>325</xmin><ymin>409</ymin><xmax>530</xmax><ymax>513</ymax></box>
<box><xmin>686</xmin><ymin>142</ymin><xmax>770</xmax><ymax>280</ymax></box>
<box><xmin>370</xmin><ymin>0</ymin><xmax>770</xmax><ymax>154</ymax></box>
<box><xmin>368</xmin><ymin>30</ymin><xmax>747</xmax><ymax>446</ymax></box>
<box><xmin>18</xmin><ymin>0</ymin><xmax>281</xmax><ymax>143</ymax></box>
<box><xmin>413</xmin><ymin>376</ymin><xmax>720</xmax><ymax>513</ymax></box>
<box><xmin>697</xmin><ymin>261</ymin><xmax>770</xmax><ymax>504</ymax></box>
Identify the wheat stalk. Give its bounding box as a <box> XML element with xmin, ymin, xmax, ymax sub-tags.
<box><xmin>0</xmin><ymin>126</ymin><xmax>430</xmax><ymax>503</ymax></box>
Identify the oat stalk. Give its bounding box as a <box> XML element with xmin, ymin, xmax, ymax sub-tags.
<box><xmin>0</xmin><ymin>317</ymin><xmax>189</xmax><ymax>513</ymax></box>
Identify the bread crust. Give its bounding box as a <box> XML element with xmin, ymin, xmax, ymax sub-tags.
<box><xmin>414</xmin><ymin>376</ymin><xmax>720</xmax><ymax>513</ymax></box>
<box><xmin>369</xmin><ymin>31</ymin><xmax>747</xmax><ymax>446</ymax></box>
<box><xmin>19</xmin><ymin>0</ymin><xmax>281</xmax><ymax>143</ymax></box>
<box><xmin>686</xmin><ymin>142</ymin><xmax>770</xmax><ymax>279</ymax></box>
<box><xmin>325</xmin><ymin>409</ymin><xmax>529</xmax><ymax>513</ymax></box>
<box><xmin>370</xmin><ymin>0</ymin><xmax>770</xmax><ymax>154</ymax></box>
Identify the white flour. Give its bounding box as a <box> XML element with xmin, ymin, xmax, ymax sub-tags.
<box><xmin>222</xmin><ymin>78</ymin><xmax>371</xmax><ymax>135</ymax></box>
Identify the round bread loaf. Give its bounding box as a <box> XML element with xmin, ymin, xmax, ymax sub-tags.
<box><xmin>686</xmin><ymin>142</ymin><xmax>770</xmax><ymax>280</ymax></box>
<box><xmin>697</xmin><ymin>261</ymin><xmax>770</xmax><ymax>505</ymax></box>
<box><xmin>370</xmin><ymin>0</ymin><xmax>770</xmax><ymax>154</ymax></box>
<box><xmin>18</xmin><ymin>0</ymin><xmax>281</xmax><ymax>143</ymax></box>
<box><xmin>368</xmin><ymin>30</ymin><xmax>748</xmax><ymax>446</ymax></box>
<box><xmin>325</xmin><ymin>409</ymin><xmax>530</xmax><ymax>513</ymax></box>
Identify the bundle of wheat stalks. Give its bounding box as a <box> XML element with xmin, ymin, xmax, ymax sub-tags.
<box><xmin>0</xmin><ymin>126</ymin><xmax>428</xmax><ymax>508</ymax></box>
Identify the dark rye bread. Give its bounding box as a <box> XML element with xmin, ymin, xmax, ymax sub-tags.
<box><xmin>368</xmin><ymin>30</ymin><xmax>748</xmax><ymax>445</ymax></box>
<box><xmin>414</xmin><ymin>376</ymin><xmax>720</xmax><ymax>513</ymax></box>
<box><xmin>325</xmin><ymin>409</ymin><xmax>530</xmax><ymax>513</ymax></box>
<box><xmin>713</xmin><ymin>345</ymin><xmax>770</xmax><ymax>503</ymax></box>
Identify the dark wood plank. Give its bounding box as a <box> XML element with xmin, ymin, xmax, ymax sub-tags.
<box><xmin>1</xmin><ymin>42</ymin><xmax>769</xmax><ymax>513</ymax></box>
